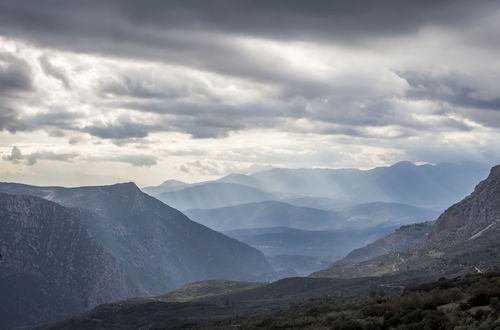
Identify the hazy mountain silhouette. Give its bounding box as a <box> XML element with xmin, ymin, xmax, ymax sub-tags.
<box><xmin>186</xmin><ymin>200</ymin><xmax>438</xmax><ymax>232</ymax></box>
<box><xmin>185</xmin><ymin>201</ymin><xmax>342</xmax><ymax>231</ymax></box>
<box><xmin>0</xmin><ymin>182</ymin><xmax>274</xmax><ymax>295</ymax></box>
<box><xmin>223</xmin><ymin>226</ymin><xmax>397</xmax><ymax>258</ymax></box>
<box><xmin>146</xmin><ymin>162</ymin><xmax>489</xmax><ymax>211</ymax></box>
<box><xmin>313</xmin><ymin>165</ymin><xmax>500</xmax><ymax>279</ymax></box>
<box><xmin>142</xmin><ymin>179</ymin><xmax>188</xmax><ymax>195</ymax></box>
<box><xmin>155</xmin><ymin>182</ymin><xmax>285</xmax><ymax>210</ymax></box>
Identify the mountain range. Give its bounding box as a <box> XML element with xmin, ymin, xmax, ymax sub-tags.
<box><xmin>0</xmin><ymin>182</ymin><xmax>274</xmax><ymax>329</ymax></box>
<box><xmin>33</xmin><ymin>163</ymin><xmax>500</xmax><ymax>329</ymax></box>
<box><xmin>313</xmin><ymin>165</ymin><xmax>500</xmax><ymax>279</ymax></box>
<box><xmin>186</xmin><ymin>200</ymin><xmax>439</xmax><ymax>232</ymax></box>
<box><xmin>146</xmin><ymin>162</ymin><xmax>489</xmax><ymax>210</ymax></box>
<box><xmin>1</xmin><ymin>161</ymin><xmax>497</xmax><ymax>329</ymax></box>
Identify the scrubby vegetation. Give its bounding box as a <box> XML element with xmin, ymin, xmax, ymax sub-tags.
<box><xmin>185</xmin><ymin>272</ymin><xmax>500</xmax><ymax>329</ymax></box>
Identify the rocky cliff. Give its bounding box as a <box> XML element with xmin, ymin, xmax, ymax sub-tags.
<box><xmin>0</xmin><ymin>193</ymin><xmax>144</xmax><ymax>329</ymax></box>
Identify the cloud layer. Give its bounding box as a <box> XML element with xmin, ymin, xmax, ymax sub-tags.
<box><xmin>0</xmin><ymin>0</ymin><xmax>499</xmax><ymax>185</ymax></box>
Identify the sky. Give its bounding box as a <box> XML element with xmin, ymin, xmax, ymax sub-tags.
<box><xmin>0</xmin><ymin>0</ymin><xmax>500</xmax><ymax>186</ymax></box>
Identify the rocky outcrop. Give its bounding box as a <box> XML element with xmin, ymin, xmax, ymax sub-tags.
<box><xmin>0</xmin><ymin>193</ymin><xmax>144</xmax><ymax>329</ymax></box>
<box><xmin>430</xmin><ymin>165</ymin><xmax>500</xmax><ymax>240</ymax></box>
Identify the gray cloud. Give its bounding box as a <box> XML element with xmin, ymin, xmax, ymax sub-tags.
<box><xmin>2</xmin><ymin>146</ymin><xmax>80</xmax><ymax>165</ymax></box>
<box><xmin>0</xmin><ymin>52</ymin><xmax>32</xmax><ymax>93</ymax></box>
<box><xmin>0</xmin><ymin>1</ymin><xmax>492</xmax><ymax>47</ymax></box>
<box><xmin>399</xmin><ymin>70</ymin><xmax>500</xmax><ymax>111</ymax></box>
<box><xmin>0</xmin><ymin>0</ymin><xmax>496</xmax><ymax>94</ymax></box>
<box><xmin>0</xmin><ymin>0</ymin><xmax>499</xmax><ymax>174</ymax></box>
<box><xmin>90</xmin><ymin>154</ymin><xmax>157</xmax><ymax>167</ymax></box>
<box><xmin>2</xmin><ymin>146</ymin><xmax>23</xmax><ymax>163</ymax></box>
<box><xmin>0</xmin><ymin>109</ymin><xmax>82</xmax><ymax>134</ymax></box>
<box><xmin>82</xmin><ymin>121</ymin><xmax>160</xmax><ymax>140</ymax></box>
<box><xmin>109</xmin><ymin>155</ymin><xmax>157</xmax><ymax>167</ymax></box>
<box><xmin>39</xmin><ymin>55</ymin><xmax>71</xmax><ymax>88</ymax></box>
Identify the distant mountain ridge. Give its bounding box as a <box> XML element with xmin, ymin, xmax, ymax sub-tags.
<box><xmin>222</xmin><ymin>226</ymin><xmax>397</xmax><ymax>259</ymax></box>
<box><xmin>146</xmin><ymin>162</ymin><xmax>489</xmax><ymax>210</ymax></box>
<box><xmin>155</xmin><ymin>182</ymin><xmax>285</xmax><ymax>210</ymax></box>
<box><xmin>185</xmin><ymin>201</ymin><xmax>342</xmax><ymax>231</ymax></box>
<box><xmin>186</xmin><ymin>200</ymin><xmax>439</xmax><ymax>232</ymax></box>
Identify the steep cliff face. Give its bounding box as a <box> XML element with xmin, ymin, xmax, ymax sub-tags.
<box><xmin>430</xmin><ymin>165</ymin><xmax>500</xmax><ymax>240</ymax></box>
<box><xmin>0</xmin><ymin>182</ymin><xmax>274</xmax><ymax>296</ymax></box>
<box><xmin>0</xmin><ymin>194</ymin><xmax>144</xmax><ymax>330</ymax></box>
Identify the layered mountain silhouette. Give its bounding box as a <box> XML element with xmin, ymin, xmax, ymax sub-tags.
<box><xmin>185</xmin><ymin>201</ymin><xmax>342</xmax><ymax>231</ymax></box>
<box><xmin>223</xmin><ymin>226</ymin><xmax>396</xmax><ymax>258</ymax></box>
<box><xmin>28</xmin><ymin>163</ymin><xmax>500</xmax><ymax>330</ymax></box>
<box><xmin>146</xmin><ymin>162</ymin><xmax>488</xmax><ymax>210</ymax></box>
<box><xmin>0</xmin><ymin>182</ymin><xmax>274</xmax><ymax>329</ymax></box>
<box><xmin>142</xmin><ymin>179</ymin><xmax>188</xmax><ymax>195</ymax></box>
<box><xmin>154</xmin><ymin>182</ymin><xmax>284</xmax><ymax>210</ymax></box>
<box><xmin>186</xmin><ymin>200</ymin><xmax>438</xmax><ymax>232</ymax></box>
<box><xmin>313</xmin><ymin>165</ymin><xmax>500</xmax><ymax>279</ymax></box>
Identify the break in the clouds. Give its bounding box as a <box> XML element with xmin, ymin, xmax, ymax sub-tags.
<box><xmin>0</xmin><ymin>0</ymin><xmax>499</xmax><ymax>186</ymax></box>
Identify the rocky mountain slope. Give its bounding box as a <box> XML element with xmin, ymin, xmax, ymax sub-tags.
<box><xmin>312</xmin><ymin>165</ymin><xmax>500</xmax><ymax>279</ymax></box>
<box><xmin>0</xmin><ymin>182</ymin><xmax>275</xmax><ymax>296</ymax></box>
<box><xmin>0</xmin><ymin>194</ymin><xmax>144</xmax><ymax>329</ymax></box>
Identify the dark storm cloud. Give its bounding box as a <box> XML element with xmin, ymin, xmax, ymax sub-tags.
<box><xmin>0</xmin><ymin>0</ymin><xmax>498</xmax><ymax>146</ymax></box>
<box><xmin>0</xmin><ymin>0</ymin><xmax>491</xmax><ymax>45</ymax></box>
<box><xmin>0</xmin><ymin>0</ymin><xmax>495</xmax><ymax>90</ymax></box>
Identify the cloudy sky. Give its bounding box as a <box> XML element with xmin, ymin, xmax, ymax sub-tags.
<box><xmin>1</xmin><ymin>0</ymin><xmax>500</xmax><ymax>186</ymax></box>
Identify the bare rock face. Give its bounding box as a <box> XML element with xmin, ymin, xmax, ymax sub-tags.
<box><xmin>430</xmin><ymin>165</ymin><xmax>500</xmax><ymax>240</ymax></box>
<box><xmin>0</xmin><ymin>193</ymin><xmax>144</xmax><ymax>329</ymax></box>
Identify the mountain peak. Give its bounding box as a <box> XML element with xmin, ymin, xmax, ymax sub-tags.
<box><xmin>488</xmin><ymin>164</ymin><xmax>500</xmax><ymax>180</ymax></box>
<box><xmin>103</xmin><ymin>182</ymin><xmax>141</xmax><ymax>193</ymax></box>
<box><xmin>390</xmin><ymin>161</ymin><xmax>416</xmax><ymax>168</ymax></box>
